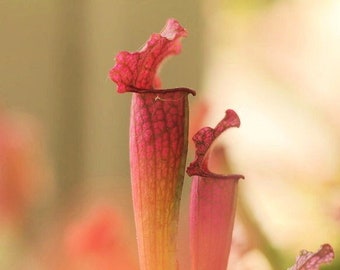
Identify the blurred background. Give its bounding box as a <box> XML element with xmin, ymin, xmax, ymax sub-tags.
<box><xmin>0</xmin><ymin>0</ymin><xmax>339</xmax><ymax>269</ymax></box>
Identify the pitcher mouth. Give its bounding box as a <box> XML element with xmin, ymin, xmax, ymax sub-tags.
<box><xmin>126</xmin><ymin>86</ymin><xmax>196</xmax><ymax>96</ymax></box>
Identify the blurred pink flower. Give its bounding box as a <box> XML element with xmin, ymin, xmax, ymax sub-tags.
<box><xmin>64</xmin><ymin>205</ymin><xmax>138</xmax><ymax>270</ymax></box>
<box><xmin>0</xmin><ymin>108</ymin><xmax>48</xmax><ymax>225</ymax></box>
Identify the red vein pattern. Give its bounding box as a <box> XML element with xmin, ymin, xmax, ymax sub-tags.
<box><xmin>109</xmin><ymin>18</ymin><xmax>187</xmax><ymax>93</ymax></box>
<box><xmin>109</xmin><ymin>19</ymin><xmax>194</xmax><ymax>270</ymax></box>
<box><xmin>187</xmin><ymin>109</ymin><xmax>244</xmax><ymax>179</ymax></box>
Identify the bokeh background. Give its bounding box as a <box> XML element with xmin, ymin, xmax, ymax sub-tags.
<box><xmin>1</xmin><ymin>0</ymin><xmax>339</xmax><ymax>269</ymax></box>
